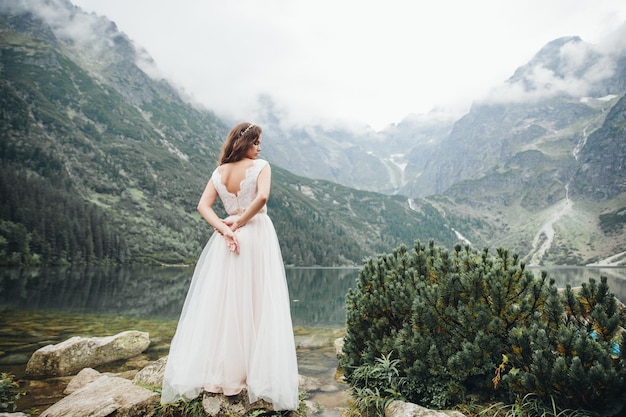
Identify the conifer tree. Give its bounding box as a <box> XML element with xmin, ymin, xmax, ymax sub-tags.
<box><xmin>341</xmin><ymin>240</ymin><xmax>626</xmax><ymax>414</ymax></box>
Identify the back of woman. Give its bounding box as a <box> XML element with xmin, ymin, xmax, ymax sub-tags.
<box><xmin>218</xmin><ymin>159</ymin><xmax>253</xmax><ymax>196</ymax></box>
<box><xmin>161</xmin><ymin>122</ymin><xmax>299</xmax><ymax>412</ymax></box>
<box><xmin>213</xmin><ymin>158</ymin><xmax>268</xmax><ymax>218</ymax></box>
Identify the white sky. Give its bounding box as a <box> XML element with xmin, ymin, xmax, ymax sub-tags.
<box><xmin>70</xmin><ymin>0</ymin><xmax>626</xmax><ymax>130</ymax></box>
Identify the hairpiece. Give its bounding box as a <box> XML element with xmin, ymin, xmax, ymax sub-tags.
<box><xmin>240</xmin><ymin>123</ymin><xmax>255</xmax><ymax>137</ymax></box>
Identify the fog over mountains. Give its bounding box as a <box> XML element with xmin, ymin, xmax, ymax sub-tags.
<box><xmin>255</xmin><ymin>24</ymin><xmax>626</xmax><ymax>266</ymax></box>
<box><xmin>1</xmin><ymin>0</ymin><xmax>625</xmax><ymax>266</ymax></box>
<box><xmin>260</xmin><ymin>32</ymin><xmax>626</xmax><ymax>196</ymax></box>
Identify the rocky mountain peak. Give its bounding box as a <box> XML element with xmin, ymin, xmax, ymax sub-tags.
<box><xmin>505</xmin><ymin>33</ymin><xmax>626</xmax><ymax>98</ymax></box>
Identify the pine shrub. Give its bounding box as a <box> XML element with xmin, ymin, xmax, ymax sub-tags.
<box><xmin>340</xmin><ymin>240</ymin><xmax>626</xmax><ymax>415</ymax></box>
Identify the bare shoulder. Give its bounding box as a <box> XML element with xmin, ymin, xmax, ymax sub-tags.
<box><xmin>221</xmin><ymin>160</ymin><xmax>255</xmax><ymax>175</ymax></box>
<box><xmin>217</xmin><ymin>161</ymin><xmax>231</xmax><ymax>173</ymax></box>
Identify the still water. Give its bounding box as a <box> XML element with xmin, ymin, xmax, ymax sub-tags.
<box><xmin>0</xmin><ymin>266</ymin><xmax>358</xmax><ymax>325</ymax></box>
<box><xmin>1</xmin><ymin>265</ymin><xmax>626</xmax><ymax>414</ymax></box>
<box><xmin>0</xmin><ymin>266</ymin><xmax>358</xmax><ymax>415</ymax></box>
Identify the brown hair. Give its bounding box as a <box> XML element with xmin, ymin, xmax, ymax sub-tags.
<box><xmin>218</xmin><ymin>122</ymin><xmax>262</xmax><ymax>164</ymax></box>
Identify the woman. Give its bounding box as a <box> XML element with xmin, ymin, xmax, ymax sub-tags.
<box><xmin>161</xmin><ymin>122</ymin><xmax>299</xmax><ymax>411</ymax></box>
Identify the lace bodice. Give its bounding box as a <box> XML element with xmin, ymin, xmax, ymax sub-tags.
<box><xmin>212</xmin><ymin>159</ymin><xmax>268</xmax><ymax>216</ymax></box>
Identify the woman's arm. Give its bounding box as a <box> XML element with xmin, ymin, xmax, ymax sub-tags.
<box><xmin>228</xmin><ymin>164</ymin><xmax>271</xmax><ymax>230</ymax></box>
<box><xmin>197</xmin><ymin>178</ymin><xmax>239</xmax><ymax>253</ymax></box>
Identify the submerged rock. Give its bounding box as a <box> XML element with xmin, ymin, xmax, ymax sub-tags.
<box><xmin>26</xmin><ymin>330</ymin><xmax>150</xmax><ymax>377</ymax></box>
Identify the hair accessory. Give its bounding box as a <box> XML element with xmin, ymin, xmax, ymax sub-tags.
<box><xmin>240</xmin><ymin>123</ymin><xmax>255</xmax><ymax>137</ymax></box>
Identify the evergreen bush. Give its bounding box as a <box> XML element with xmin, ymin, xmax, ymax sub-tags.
<box><xmin>340</xmin><ymin>240</ymin><xmax>626</xmax><ymax>415</ymax></box>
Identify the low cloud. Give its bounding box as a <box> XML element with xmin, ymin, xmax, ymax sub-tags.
<box><xmin>483</xmin><ymin>27</ymin><xmax>625</xmax><ymax>105</ymax></box>
<box><xmin>7</xmin><ymin>0</ymin><xmax>105</xmax><ymax>46</ymax></box>
<box><xmin>4</xmin><ymin>0</ymin><xmax>164</xmax><ymax>81</ymax></box>
<box><xmin>6</xmin><ymin>0</ymin><xmax>626</xmax><ymax>130</ymax></box>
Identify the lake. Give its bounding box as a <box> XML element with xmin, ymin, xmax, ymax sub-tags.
<box><xmin>1</xmin><ymin>265</ymin><xmax>625</xmax><ymax>415</ymax></box>
<box><xmin>0</xmin><ymin>266</ymin><xmax>358</xmax><ymax>415</ymax></box>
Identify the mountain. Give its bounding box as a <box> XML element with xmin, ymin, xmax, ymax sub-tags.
<box><xmin>411</xmin><ymin>35</ymin><xmax>626</xmax><ymax>266</ymax></box>
<box><xmin>257</xmin><ymin>99</ymin><xmax>455</xmax><ymax>194</ymax></box>
<box><xmin>508</xmin><ymin>36</ymin><xmax>626</xmax><ymax>97</ymax></box>
<box><xmin>425</xmin><ymin>97</ymin><xmax>626</xmax><ymax>265</ymax></box>
<box><xmin>572</xmin><ymin>93</ymin><xmax>626</xmax><ymax>200</ymax></box>
<box><xmin>260</xmin><ymin>31</ymin><xmax>626</xmax><ymax>266</ymax></box>
<box><xmin>0</xmin><ymin>0</ymin><xmax>460</xmax><ymax>267</ymax></box>
<box><xmin>1</xmin><ymin>0</ymin><xmax>625</xmax><ymax>268</ymax></box>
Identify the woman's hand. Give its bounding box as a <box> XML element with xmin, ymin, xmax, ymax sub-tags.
<box><xmin>216</xmin><ymin>216</ymin><xmax>240</xmax><ymax>254</ymax></box>
<box><xmin>223</xmin><ymin>230</ymin><xmax>240</xmax><ymax>254</ymax></box>
<box><xmin>222</xmin><ymin>215</ymin><xmax>242</xmax><ymax>232</ymax></box>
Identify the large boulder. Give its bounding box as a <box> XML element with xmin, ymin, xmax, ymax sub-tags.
<box><xmin>26</xmin><ymin>331</ymin><xmax>150</xmax><ymax>377</ymax></box>
<box><xmin>40</xmin><ymin>369</ymin><xmax>159</xmax><ymax>417</ymax></box>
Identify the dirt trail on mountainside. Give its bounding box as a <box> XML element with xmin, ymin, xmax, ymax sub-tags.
<box><xmin>528</xmin><ymin>186</ymin><xmax>572</xmax><ymax>266</ymax></box>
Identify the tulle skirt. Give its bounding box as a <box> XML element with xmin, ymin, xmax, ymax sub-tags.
<box><xmin>161</xmin><ymin>213</ymin><xmax>299</xmax><ymax>410</ymax></box>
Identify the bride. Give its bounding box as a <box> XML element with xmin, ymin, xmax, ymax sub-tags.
<box><xmin>161</xmin><ymin>122</ymin><xmax>299</xmax><ymax>411</ymax></box>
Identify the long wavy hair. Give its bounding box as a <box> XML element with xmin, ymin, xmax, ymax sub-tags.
<box><xmin>218</xmin><ymin>122</ymin><xmax>262</xmax><ymax>164</ymax></box>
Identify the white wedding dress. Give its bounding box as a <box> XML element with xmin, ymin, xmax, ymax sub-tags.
<box><xmin>161</xmin><ymin>159</ymin><xmax>299</xmax><ymax>410</ymax></box>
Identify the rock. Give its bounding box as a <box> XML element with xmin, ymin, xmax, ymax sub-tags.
<box><xmin>385</xmin><ymin>400</ymin><xmax>467</xmax><ymax>417</ymax></box>
<box><xmin>299</xmin><ymin>374</ymin><xmax>323</xmax><ymax>392</ymax></box>
<box><xmin>295</xmin><ymin>334</ymin><xmax>331</xmax><ymax>349</ymax></box>
<box><xmin>0</xmin><ymin>413</ymin><xmax>30</xmax><ymax>417</ymax></box>
<box><xmin>133</xmin><ymin>356</ymin><xmax>167</xmax><ymax>389</ymax></box>
<box><xmin>64</xmin><ymin>368</ymin><xmax>103</xmax><ymax>394</ymax></box>
<box><xmin>334</xmin><ymin>337</ymin><xmax>344</xmax><ymax>357</ymax></box>
<box><xmin>40</xmin><ymin>373</ymin><xmax>159</xmax><ymax>417</ymax></box>
<box><xmin>39</xmin><ymin>354</ymin><xmax>308</xmax><ymax>417</ymax></box>
<box><xmin>303</xmin><ymin>399</ymin><xmax>320</xmax><ymax>415</ymax></box>
<box><xmin>202</xmin><ymin>395</ymin><xmax>222</xmax><ymax>415</ymax></box>
<box><xmin>320</xmin><ymin>383</ymin><xmax>340</xmax><ymax>393</ymax></box>
<box><xmin>201</xmin><ymin>390</ymin><xmax>274</xmax><ymax>416</ymax></box>
<box><xmin>26</xmin><ymin>330</ymin><xmax>150</xmax><ymax>377</ymax></box>
<box><xmin>334</xmin><ymin>367</ymin><xmax>345</xmax><ymax>383</ymax></box>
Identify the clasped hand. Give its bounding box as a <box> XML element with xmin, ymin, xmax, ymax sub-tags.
<box><xmin>215</xmin><ymin>216</ymin><xmax>241</xmax><ymax>254</ymax></box>
<box><xmin>224</xmin><ymin>234</ymin><xmax>239</xmax><ymax>254</ymax></box>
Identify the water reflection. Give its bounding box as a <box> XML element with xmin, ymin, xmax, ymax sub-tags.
<box><xmin>0</xmin><ymin>267</ymin><xmax>359</xmax><ymax>326</ymax></box>
<box><xmin>530</xmin><ymin>266</ymin><xmax>626</xmax><ymax>304</ymax></box>
<box><xmin>0</xmin><ymin>266</ymin><xmax>192</xmax><ymax>318</ymax></box>
<box><xmin>287</xmin><ymin>268</ymin><xmax>357</xmax><ymax>326</ymax></box>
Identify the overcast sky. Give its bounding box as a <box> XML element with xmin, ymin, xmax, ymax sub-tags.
<box><xmin>70</xmin><ymin>0</ymin><xmax>626</xmax><ymax>130</ymax></box>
